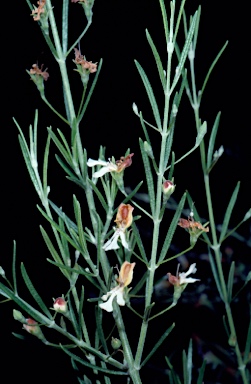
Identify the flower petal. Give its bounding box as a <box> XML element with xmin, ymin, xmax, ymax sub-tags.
<box><xmin>103</xmin><ymin>230</ymin><xmax>120</xmax><ymax>251</ymax></box>
<box><xmin>116</xmin><ymin>288</ymin><xmax>126</xmax><ymax>306</ymax></box>
<box><xmin>93</xmin><ymin>166</ymin><xmax>111</xmax><ymax>178</ymax></box>
<box><xmin>119</xmin><ymin>231</ymin><xmax>129</xmax><ymax>250</ymax></box>
<box><xmin>87</xmin><ymin>158</ymin><xmax>108</xmax><ymax>167</ymax></box>
<box><xmin>99</xmin><ymin>290</ymin><xmax>117</xmax><ymax>312</ymax></box>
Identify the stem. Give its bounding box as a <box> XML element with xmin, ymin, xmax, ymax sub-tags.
<box><xmin>113</xmin><ymin>304</ymin><xmax>142</xmax><ymax>384</ymax></box>
<box><xmin>135</xmin><ymin>3</ymin><xmax>175</xmax><ymax>368</ymax></box>
<box><xmin>190</xmin><ymin>47</ymin><xmax>249</xmax><ymax>383</ymax></box>
<box><xmin>46</xmin><ymin>0</ymin><xmax>76</xmax><ymax>126</ymax></box>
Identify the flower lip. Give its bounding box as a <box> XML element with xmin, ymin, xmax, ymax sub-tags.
<box><xmin>103</xmin><ymin>204</ymin><xmax>134</xmax><ymax>251</ymax></box>
<box><xmin>167</xmin><ymin>263</ymin><xmax>200</xmax><ymax>286</ymax></box>
<box><xmin>99</xmin><ymin>261</ymin><xmax>136</xmax><ymax>312</ymax></box>
<box><xmin>87</xmin><ymin>153</ymin><xmax>134</xmax><ymax>178</ymax></box>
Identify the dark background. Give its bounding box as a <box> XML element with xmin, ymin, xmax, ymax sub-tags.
<box><xmin>2</xmin><ymin>1</ymin><xmax>250</xmax><ymax>383</ymax></box>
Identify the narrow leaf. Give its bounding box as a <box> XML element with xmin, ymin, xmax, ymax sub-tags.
<box><xmin>61</xmin><ymin>345</ymin><xmax>127</xmax><ymax>375</ymax></box>
<box><xmin>141</xmin><ymin>323</ymin><xmax>175</xmax><ymax>367</ymax></box>
<box><xmin>146</xmin><ymin>29</ymin><xmax>166</xmax><ymax>90</ymax></box>
<box><xmin>170</xmin><ymin>11</ymin><xmax>198</xmax><ymax>92</ymax></box>
<box><xmin>139</xmin><ymin>138</ymin><xmax>155</xmax><ymax>215</ymax></box>
<box><xmin>227</xmin><ymin>261</ymin><xmax>235</xmax><ymax>302</ymax></box>
<box><xmin>135</xmin><ymin>60</ymin><xmax>162</xmax><ymax>130</ymax></box>
<box><xmin>208</xmin><ymin>249</ymin><xmax>224</xmax><ymax>301</ymax></box>
<box><xmin>158</xmin><ymin>192</ymin><xmax>186</xmax><ymax>264</ymax></box>
<box><xmin>219</xmin><ymin>181</ymin><xmax>240</xmax><ymax>243</ymax></box>
<box><xmin>207</xmin><ymin>112</ymin><xmax>221</xmax><ymax>169</ymax></box>
<box><xmin>21</xmin><ymin>263</ymin><xmax>52</xmax><ymax>319</ymax></box>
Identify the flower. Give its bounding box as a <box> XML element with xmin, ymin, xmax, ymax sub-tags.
<box><xmin>73</xmin><ymin>48</ymin><xmax>97</xmax><ymax>73</ymax></box>
<box><xmin>167</xmin><ymin>263</ymin><xmax>200</xmax><ymax>304</ymax></box>
<box><xmin>103</xmin><ymin>204</ymin><xmax>134</xmax><ymax>251</ymax></box>
<box><xmin>162</xmin><ymin>180</ymin><xmax>175</xmax><ymax>201</ymax></box>
<box><xmin>53</xmin><ymin>297</ymin><xmax>68</xmax><ymax>313</ymax></box>
<box><xmin>87</xmin><ymin>154</ymin><xmax>134</xmax><ymax>178</ymax></box>
<box><xmin>23</xmin><ymin>318</ymin><xmax>45</xmax><ymax>340</ymax></box>
<box><xmin>178</xmin><ymin>216</ymin><xmax>209</xmax><ymax>245</ymax></box>
<box><xmin>29</xmin><ymin>64</ymin><xmax>49</xmax><ymax>81</ymax></box>
<box><xmin>99</xmin><ymin>261</ymin><xmax>136</xmax><ymax>312</ymax></box>
<box><xmin>167</xmin><ymin>263</ymin><xmax>200</xmax><ymax>286</ymax></box>
<box><xmin>32</xmin><ymin>0</ymin><xmax>46</xmax><ymax>21</ymax></box>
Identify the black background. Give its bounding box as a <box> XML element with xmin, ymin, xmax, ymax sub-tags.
<box><xmin>2</xmin><ymin>1</ymin><xmax>250</xmax><ymax>383</ymax></box>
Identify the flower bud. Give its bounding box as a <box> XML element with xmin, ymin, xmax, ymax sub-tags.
<box><xmin>162</xmin><ymin>180</ymin><xmax>175</xmax><ymax>201</ymax></box>
<box><xmin>111</xmin><ymin>337</ymin><xmax>122</xmax><ymax>350</ymax></box>
<box><xmin>13</xmin><ymin>309</ymin><xmax>26</xmax><ymax>323</ymax></box>
<box><xmin>144</xmin><ymin>141</ymin><xmax>154</xmax><ymax>159</ymax></box>
<box><xmin>53</xmin><ymin>297</ymin><xmax>68</xmax><ymax>313</ymax></box>
<box><xmin>23</xmin><ymin>318</ymin><xmax>45</xmax><ymax>341</ymax></box>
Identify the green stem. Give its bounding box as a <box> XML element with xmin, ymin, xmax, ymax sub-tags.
<box><xmin>190</xmin><ymin>48</ymin><xmax>249</xmax><ymax>383</ymax></box>
<box><xmin>113</xmin><ymin>304</ymin><xmax>142</xmax><ymax>384</ymax></box>
<box><xmin>135</xmin><ymin>4</ymin><xmax>175</xmax><ymax>368</ymax></box>
<box><xmin>46</xmin><ymin>0</ymin><xmax>76</xmax><ymax>126</ymax></box>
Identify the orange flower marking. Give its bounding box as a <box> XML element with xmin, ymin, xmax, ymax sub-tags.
<box><xmin>178</xmin><ymin>217</ymin><xmax>209</xmax><ymax>232</ymax></box>
<box><xmin>114</xmin><ymin>204</ymin><xmax>134</xmax><ymax>230</ymax></box>
<box><xmin>116</xmin><ymin>154</ymin><xmax>134</xmax><ymax>172</ymax></box>
<box><xmin>32</xmin><ymin>0</ymin><xmax>46</xmax><ymax>21</ymax></box>
<box><xmin>73</xmin><ymin>48</ymin><xmax>97</xmax><ymax>73</ymax></box>
<box><xmin>103</xmin><ymin>204</ymin><xmax>134</xmax><ymax>251</ymax></box>
<box><xmin>29</xmin><ymin>64</ymin><xmax>49</xmax><ymax>81</ymax></box>
<box><xmin>99</xmin><ymin>261</ymin><xmax>136</xmax><ymax>312</ymax></box>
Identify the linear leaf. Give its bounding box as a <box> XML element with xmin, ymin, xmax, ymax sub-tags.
<box><xmin>199</xmin><ymin>41</ymin><xmax>228</xmax><ymax>102</ymax></box>
<box><xmin>244</xmin><ymin>312</ymin><xmax>251</xmax><ymax>364</ymax></box>
<box><xmin>146</xmin><ymin>29</ymin><xmax>166</xmax><ymax>90</ymax></box>
<box><xmin>21</xmin><ymin>263</ymin><xmax>52</xmax><ymax>319</ymax></box>
<box><xmin>208</xmin><ymin>249</ymin><xmax>224</xmax><ymax>301</ymax></box>
<box><xmin>61</xmin><ymin>345</ymin><xmax>128</xmax><ymax>375</ymax></box>
<box><xmin>196</xmin><ymin>359</ymin><xmax>206</xmax><ymax>384</ymax></box>
<box><xmin>227</xmin><ymin>261</ymin><xmax>235</xmax><ymax>302</ymax></box>
<box><xmin>139</xmin><ymin>138</ymin><xmax>155</xmax><ymax>215</ymax></box>
<box><xmin>141</xmin><ymin>323</ymin><xmax>175</xmax><ymax>367</ymax></box>
<box><xmin>131</xmin><ymin>222</ymin><xmax>148</xmax><ymax>263</ymax></box>
<box><xmin>88</xmin><ymin>178</ymin><xmax>108</xmax><ymax>211</ymax></box>
<box><xmin>12</xmin><ymin>241</ymin><xmax>17</xmax><ymax>294</ymax></box>
<box><xmin>170</xmin><ymin>11</ymin><xmax>198</xmax><ymax>93</ymax></box>
<box><xmin>207</xmin><ymin>112</ymin><xmax>221</xmax><ymax>170</ymax></box>
<box><xmin>219</xmin><ymin>181</ymin><xmax>240</xmax><ymax>243</ymax></box>
<box><xmin>158</xmin><ymin>192</ymin><xmax>186</xmax><ymax>264</ymax></box>
<box><xmin>135</xmin><ymin>60</ymin><xmax>162</xmax><ymax>130</ymax></box>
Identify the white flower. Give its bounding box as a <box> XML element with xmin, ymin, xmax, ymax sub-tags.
<box><xmin>87</xmin><ymin>159</ymin><xmax>117</xmax><ymax>178</ymax></box>
<box><xmin>168</xmin><ymin>263</ymin><xmax>200</xmax><ymax>286</ymax></box>
<box><xmin>178</xmin><ymin>263</ymin><xmax>200</xmax><ymax>284</ymax></box>
<box><xmin>102</xmin><ymin>204</ymin><xmax>134</xmax><ymax>251</ymax></box>
<box><xmin>103</xmin><ymin>228</ymin><xmax>129</xmax><ymax>251</ymax></box>
<box><xmin>87</xmin><ymin>154</ymin><xmax>134</xmax><ymax>178</ymax></box>
<box><xmin>99</xmin><ymin>261</ymin><xmax>136</xmax><ymax>312</ymax></box>
<box><xmin>99</xmin><ymin>286</ymin><xmax>125</xmax><ymax>312</ymax></box>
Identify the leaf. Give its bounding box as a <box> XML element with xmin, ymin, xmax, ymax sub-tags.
<box><xmin>158</xmin><ymin>192</ymin><xmax>186</xmax><ymax>264</ymax></box>
<box><xmin>219</xmin><ymin>181</ymin><xmax>240</xmax><ymax>243</ymax></box>
<box><xmin>135</xmin><ymin>60</ymin><xmax>162</xmax><ymax>130</ymax></box>
<box><xmin>170</xmin><ymin>11</ymin><xmax>198</xmax><ymax>93</ymax></box>
<box><xmin>139</xmin><ymin>138</ymin><xmax>156</xmax><ymax>215</ymax></box>
<box><xmin>61</xmin><ymin>345</ymin><xmax>128</xmax><ymax>375</ymax></box>
<box><xmin>195</xmin><ymin>121</ymin><xmax>207</xmax><ymax>147</ymax></box>
<box><xmin>131</xmin><ymin>222</ymin><xmax>148</xmax><ymax>263</ymax></box>
<box><xmin>227</xmin><ymin>261</ymin><xmax>235</xmax><ymax>302</ymax></box>
<box><xmin>146</xmin><ymin>29</ymin><xmax>166</xmax><ymax>90</ymax></box>
<box><xmin>196</xmin><ymin>359</ymin><xmax>206</xmax><ymax>384</ymax></box>
<box><xmin>141</xmin><ymin>323</ymin><xmax>175</xmax><ymax>368</ymax></box>
<box><xmin>208</xmin><ymin>249</ymin><xmax>224</xmax><ymax>301</ymax></box>
<box><xmin>21</xmin><ymin>263</ymin><xmax>52</xmax><ymax>319</ymax></box>
<box><xmin>207</xmin><ymin>112</ymin><xmax>221</xmax><ymax>170</ymax></box>
<box><xmin>199</xmin><ymin>41</ymin><xmax>228</xmax><ymax>103</ymax></box>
